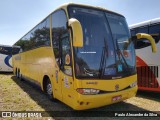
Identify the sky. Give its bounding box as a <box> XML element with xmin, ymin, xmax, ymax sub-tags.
<box><xmin>0</xmin><ymin>0</ymin><xmax>160</xmax><ymax>45</ymax></box>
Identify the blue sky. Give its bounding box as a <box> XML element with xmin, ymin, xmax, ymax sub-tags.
<box><xmin>0</xmin><ymin>0</ymin><xmax>160</xmax><ymax>45</ymax></box>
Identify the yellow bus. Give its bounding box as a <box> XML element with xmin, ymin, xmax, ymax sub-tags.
<box><xmin>12</xmin><ymin>3</ymin><xmax>157</xmax><ymax>110</ymax></box>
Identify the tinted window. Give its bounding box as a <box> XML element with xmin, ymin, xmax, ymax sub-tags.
<box><xmin>134</xmin><ymin>24</ymin><xmax>160</xmax><ymax>49</ymax></box>
<box><xmin>15</xmin><ymin>17</ymin><xmax>50</xmax><ymax>51</ymax></box>
<box><xmin>51</xmin><ymin>10</ymin><xmax>71</xmax><ymax>75</ymax></box>
<box><xmin>131</xmin><ymin>29</ymin><xmax>136</xmax><ymax>36</ymax></box>
<box><xmin>149</xmin><ymin>24</ymin><xmax>160</xmax><ymax>44</ymax></box>
<box><xmin>34</xmin><ymin>18</ymin><xmax>50</xmax><ymax>47</ymax></box>
<box><xmin>61</xmin><ymin>36</ymin><xmax>71</xmax><ymax>66</ymax></box>
<box><xmin>149</xmin><ymin>23</ymin><xmax>160</xmax><ymax>34</ymax></box>
<box><xmin>12</xmin><ymin>47</ymin><xmax>21</xmax><ymax>55</ymax></box>
<box><xmin>138</xmin><ymin>26</ymin><xmax>148</xmax><ymax>33</ymax></box>
<box><xmin>52</xmin><ymin>10</ymin><xmax>68</xmax><ymax>63</ymax></box>
<box><xmin>134</xmin><ymin>26</ymin><xmax>149</xmax><ymax>49</ymax></box>
<box><xmin>0</xmin><ymin>47</ymin><xmax>12</xmax><ymax>55</ymax></box>
<box><xmin>135</xmin><ymin>39</ymin><xmax>151</xmax><ymax>49</ymax></box>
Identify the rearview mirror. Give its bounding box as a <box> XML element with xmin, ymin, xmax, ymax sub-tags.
<box><xmin>136</xmin><ymin>33</ymin><xmax>157</xmax><ymax>53</ymax></box>
<box><xmin>68</xmin><ymin>18</ymin><xmax>83</xmax><ymax>47</ymax></box>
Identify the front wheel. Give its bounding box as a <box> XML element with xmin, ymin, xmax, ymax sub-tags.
<box><xmin>46</xmin><ymin>79</ymin><xmax>56</xmax><ymax>101</ymax></box>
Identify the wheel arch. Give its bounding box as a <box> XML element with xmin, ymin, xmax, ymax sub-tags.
<box><xmin>42</xmin><ymin>75</ymin><xmax>51</xmax><ymax>92</ymax></box>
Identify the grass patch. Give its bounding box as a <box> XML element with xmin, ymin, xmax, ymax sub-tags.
<box><xmin>1</xmin><ymin>73</ymin><xmax>159</xmax><ymax>119</ymax></box>
<box><xmin>0</xmin><ymin>73</ymin><xmax>71</xmax><ymax>112</ymax></box>
<box><xmin>0</xmin><ymin>73</ymin><xmax>47</xmax><ymax>111</ymax></box>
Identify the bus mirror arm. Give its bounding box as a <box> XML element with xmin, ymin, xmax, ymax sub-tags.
<box><xmin>68</xmin><ymin>18</ymin><xmax>83</xmax><ymax>47</ymax></box>
<box><xmin>136</xmin><ymin>33</ymin><xmax>157</xmax><ymax>53</ymax></box>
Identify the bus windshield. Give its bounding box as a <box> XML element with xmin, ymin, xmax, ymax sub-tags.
<box><xmin>68</xmin><ymin>6</ymin><xmax>136</xmax><ymax>79</ymax></box>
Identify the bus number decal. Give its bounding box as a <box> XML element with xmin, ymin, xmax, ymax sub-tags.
<box><xmin>15</xmin><ymin>55</ymin><xmax>21</xmax><ymax>60</ymax></box>
<box><xmin>65</xmin><ymin>54</ymin><xmax>70</xmax><ymax>65</ymax></box>
<box><xmin>55</xmin><ymin>70</ymin><xmax>58</xmax><ymax>83</ymax></box>
<box><xmin>64</xmin><ymin>77</ymin><xmax>70</xmax><ymax>88</ymax></box>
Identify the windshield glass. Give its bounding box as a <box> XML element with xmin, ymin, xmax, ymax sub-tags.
<box><xmin>106</xmin><ymin>13</ymin><xmax>136</xmax><ymax>77</ymax></box>
<box><xmin>68</xmin><ymin>6</ymin><xmax>136</xmax><ymax>79</ymax></box>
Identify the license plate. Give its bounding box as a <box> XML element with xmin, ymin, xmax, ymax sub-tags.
<box><xmin>112</xmin><ymin>95</ymin><xmax>122</xmax><ymax>101</ymax></box>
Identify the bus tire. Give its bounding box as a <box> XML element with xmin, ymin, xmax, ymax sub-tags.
<box><xmin>19</xmin><ymin>73</ymin><xmax>24</xmax><ymax>81</ymax></box>
<box><xmin>18</xmin><ymin>69</ymin><xmax>20</xmax><ymax>78</ymax></box>
<box><xmin>16</xmin><ymin>69</ymin><xmax>19</xmax><ymax>78</ymax></box>
<box><xmin>45</xmin><ymin>78</ymin><xmax>56</xmax><ymax>101</ymax></box>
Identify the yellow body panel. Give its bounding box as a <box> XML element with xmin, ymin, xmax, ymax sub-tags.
<box><xmin>71</xmin><ymin>86</ymin><xmax>137</xmax><ymax>110</ymax></box>
<box><xmin>61</xmin><ymin>75</ymin><xmax>137</xmax><ymax>110</ymax></box>
<box><xmin>13</xmin><ymin>47</ymin><xmax>55</xmax><ymax>82</ymax></box>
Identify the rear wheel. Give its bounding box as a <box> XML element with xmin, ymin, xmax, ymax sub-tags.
<box><xmin>16</xmin><ymin>69</ymin><xmax>19</xmax><ymax>78</ymax></box>
<box><xmin>19</xmin><ymin>73</ymin><xmax>23</xmax><ymax>81</ymax></box>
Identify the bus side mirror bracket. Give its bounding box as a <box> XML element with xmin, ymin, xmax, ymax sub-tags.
<box><xmin>136</xmin><ymin>33</ymin><xmax>157</xmax><ymax>53</ymax></box>
<box><xmin>68</xmin><ymin>18</ymin><xmax>83</xmax><ymax>47</ymax></box>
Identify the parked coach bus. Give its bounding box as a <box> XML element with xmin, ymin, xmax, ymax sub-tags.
<box><xmin>13</xmin><ymin>3</ymin><xmax>157</xmax><ymax>110</ymax></box>
<box><xmin>130</xmin><ymin>18</ymin><xmax>160</xmax><ymax>92</ymax></box>
<box><xmin>0</xmin><ymin>45</ymin><xmax>20</xmax><ymax>72</ymax></box>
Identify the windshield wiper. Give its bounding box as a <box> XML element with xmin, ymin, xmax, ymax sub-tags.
<box><xmin>99</xmin><ymin>38</ymin><xmax>109</xmax><ymax>78</ymax></box>
<box><xmin>84</xmin><ymin>68</ymin><xmax>99</xmax><ymax>77</ymax></box>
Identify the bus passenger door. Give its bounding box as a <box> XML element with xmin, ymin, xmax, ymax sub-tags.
<box><xmin>52</xmin><ymin>66</ymin><xmax>62</xmax><ymax>101</ymax></box>
<box><xmin>51</xmin><ymin>9</ymin><xmax>74</xmax><ymax>103</ymax></box>
<box><xmin>60</xmin><ymin>35</ymin><xmax>74</xmax><ymax>105</ymax></box>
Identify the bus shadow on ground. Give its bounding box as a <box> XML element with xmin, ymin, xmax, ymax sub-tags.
<box><xmin>11</xmin><ymin>76</ymin><xmax>158</xmax><ymax>118</ymax></box>
<box><xmin>0</xmin><ymin>72</ymin><xmax>13</xmax><ymax>75</ymax></box>
<box><xmin>136</xmin><ymin>91</ymin><xmax>160</xmax><ymax>102</ymax></box>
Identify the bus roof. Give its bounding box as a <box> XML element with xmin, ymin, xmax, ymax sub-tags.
<box><xmin>129</xmin><ymin>18</ymin><xmax>160</xmax><ymax>29</ymax></box>
<box><xmin>0</xmin><ymin>44</ymin><xmax>20</xmax><ymax>48</ymax></box>
<box><xmin>55</xmin><ymin>3</ymin><xmax>124</xmax><ymax>17</ymax></box>
<box><xmin>14</xmin><ymin>3</ymin><xmax>124</xmax><ymax>45</ymax></box>
<box><xmin>0</xmin><ymin>44</ymin><xmax>12</xmax><ymax>47</ymax></box>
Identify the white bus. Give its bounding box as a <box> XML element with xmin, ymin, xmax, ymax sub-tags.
<box><xmin>0</xmin><ymin>45</ymin><xmax>20</xmax><ymax>72</ymax></box>
<box><xmin>130</xmin><ymin>18</ymin><xmax>160</xmax><ymax>92</ymax></box>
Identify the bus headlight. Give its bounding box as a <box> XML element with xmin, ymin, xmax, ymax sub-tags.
<box><xmin>130</xmin><ymin>81</ymin><xmax>137</xmax><ymax>88</ymax></box>
<box><xmin>77</xmin><ymin>88</ymin><xmax>100</xmax><ymax>95</ymax></box>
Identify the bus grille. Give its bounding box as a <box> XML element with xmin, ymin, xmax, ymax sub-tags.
<box><xmin>137</xmin><ymin>66</ymin><xmax>159</xmax><ymax>88</ymax></box>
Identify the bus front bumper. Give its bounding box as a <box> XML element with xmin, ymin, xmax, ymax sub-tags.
<box><xmin>73</xmin><ymin>86</ymin><xmax>138</xmax><ymax>110</ymax></box>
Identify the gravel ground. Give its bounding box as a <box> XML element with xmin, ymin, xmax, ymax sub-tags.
<box><xmin>0</xmin><ymin>73</ymin><xmax>159</xmax><ymax>120</ymax></box>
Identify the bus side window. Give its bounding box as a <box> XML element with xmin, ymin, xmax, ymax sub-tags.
<box><xmin>149</xmin><ymin>24</ymin><xmax>160</xmax><ymax>43</ymax></box>
<box><xmin>0</xmin><ymin>47</ymin><xmax>12</xmax><ymax>55</ymax></box>
<box><xmin>149</xmin><ymin>23</ymin><xmax>160</xmax><ymax>34</ymax></box>
<box><xmin>137</xmin><ymin>26</ymin><xmax>148</xmax><ymax>33</ymax></box>
<box><xmin>61</xmin><ymin>35</ymin><xmax>72</xmax><ymax>76</ymax></box>
<box><xmin>135</xmin><ymin>26</ymin><xmax>151</xmax><ymax>49</ymax></box>
<box><xmin>130</xmin><ymin>29</ymin><xmax>137</xmax><ymax>47</ymax></box>
<box><xmin>135</xmin><ymin>38</ymin><xmax>151</xmax><ymax>49</ymax></box>
<box><xmin>12</xmin><ymin>47</ymin><xmax>21</xmax><ymax>55</ymax></box>
<box><xmin>52</xmin><ymin>10</ymin><xmax>67</xmax><ymax>66</ymax></box>
<box><xmin>130</xmin><ymin>29</ymin><xmax>136</xmax><ymax>36</ymax></box>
